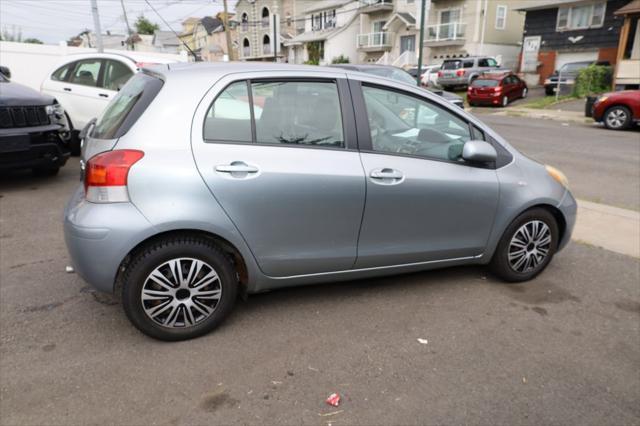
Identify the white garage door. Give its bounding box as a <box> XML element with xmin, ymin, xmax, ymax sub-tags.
<box><xmin>555</xmin><ymin>51</ymin><xmax>599</xmax><ymax>70</ymax></box>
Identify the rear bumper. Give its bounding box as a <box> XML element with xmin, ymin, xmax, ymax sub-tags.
<box><xmin>468</xmin><ymin>95</ymin><xmax>502</xmax><ymax>106</ymax></box>
<box><xmin>0</xmin><ymin>128</ymin><xmax>70</xmax><ymax>170</ymax></box>
<box><xmin>64</xmin><ymin>185</ymin><xmax>157</xmax><ymax>293</ymax></box>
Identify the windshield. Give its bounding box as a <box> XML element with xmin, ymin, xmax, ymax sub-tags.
<box><xmin>560</xmin><ymin>62</ymin><xmax>591</xmax><ymax>73</ymax></box>
<box><xmin>472</xmin><ymin>79</ymin><xmax>499</xmax><ymax>87</ymax></box>
<box><xmin>92</xmin><ymin>73</ymin><xmax>163</xmax><ymax>139</ymax></box>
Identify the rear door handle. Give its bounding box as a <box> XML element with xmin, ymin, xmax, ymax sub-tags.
<box><xmin>63</xmin><ymin>87</ymin><xmax>72</xmax><ymax>92</ymax></box>
<box><xmin>215</xmin><ymin>162</ymin><xmax>259</xmax><ymax>174</ymax></box>
<box><xmin>98</xmin><ymin>93</ymin><xmax>109</xmax><ymax>98</ymax></box>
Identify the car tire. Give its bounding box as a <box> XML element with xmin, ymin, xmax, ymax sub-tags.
<box><xmin>490</xmin><ymin>208</ymin><xmax>559</xmax><ymax>283</ymax></box>
<box><xmin>65</xmin><ymin>113</ymin><xmax>81</xmax><ymax>156</ymax></box>
<box><xmin>603</xmin><ymin>105</ymin><xmax>632</xmax><ymax>130</ymax></box>
<box><xmin>121</xmin><ymin>235</ymin><xmax>238</xmax><ymax>341</ymax></box>
<box><xmin>32</xmin><ymin>166</ymin><xmax>60</xmax><ymax>176</ymax></box>
<box><xmin>521</xmin><ymin>87</ymin><xmax>528</xmax><ymax>99</ymax></box>
<box><xmin>501</xmin><ymin>95</ymin><xmax>509</xmax><ymax>107</ymax></box>
<box><xmin>544</xmin><ymin>87</ymin><xmax>554</xmax><ymax>96</ymax></box>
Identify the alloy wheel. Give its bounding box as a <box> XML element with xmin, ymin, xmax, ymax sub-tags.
<box><xmin>606</xmin><ymin>109</ymin><xmax>627</xmax><ymax>129</ymax></box>
<box><xmin>141</xmin><ymin>258</ymin><xmax>222</xmax><ymax>328</ymax></box>
<box><xmin>522</xmin><ymin>88</ymin><xmax>528</xmax><ymax>98</ymax></box>
<box><xmin>508</xmin><ymin>220</ymin><xmax>552</xmax><ymax>273</ymax></box>
<box><xmin>502</xmin><ymin>96</ymin><xmax>508</xmax><ymax>107</ymax></box>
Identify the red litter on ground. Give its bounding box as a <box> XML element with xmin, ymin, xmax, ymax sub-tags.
<box><xmin>326</xmin><ymin>393</ymin><xmax>341</xmax><ymax>407</ymax></box>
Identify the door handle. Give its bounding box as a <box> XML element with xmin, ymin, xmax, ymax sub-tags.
<box><xmin>98</xmin><ymin>93</ymin><xmax>109</xmax><ymax>98</ymax></box>
<box><xmin>63</xmin><ymin>87</ymin><xmax>72</xmax><ymax>92</ymax></box>
<box><xmin>215</xmin><ymin>162</ymin><xmax>259</xmax><ymax>174</ymax></box>
<box><xmin>370</xmin><ymin>169</ymin><xmax>403</xmax><ymax>180</ymax></box>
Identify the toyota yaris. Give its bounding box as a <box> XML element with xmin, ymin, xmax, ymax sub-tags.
<box><xmin>64</xmin><ymin>63</ymin><xmax>576</xmax><ymax>341</ymax></box>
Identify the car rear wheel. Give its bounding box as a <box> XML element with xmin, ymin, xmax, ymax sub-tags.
<box><xmin>521</xmin><ymin>87</ymin><xmax>528</xmax><ymax>99</ymax></box>
<box><xmin>121</xmin><ymin>235</ymin><xmax>238</xmax><ymax>341</ymax></box>
<box><xmin>603</xmin><ymin>106</ymin><xmax>632</xmax><ymax>130</ymax></box>
<box><xmin>490</xmin><ymin>208</ymin><xmax>559</xmax><ymax>282</ymax></box>
<box><xmin>501</xmin><ymin>95</ymin><xmax>509</xmax><ymax>107</ymax></box>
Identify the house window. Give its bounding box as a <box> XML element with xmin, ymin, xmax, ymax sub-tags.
<box><xmin>312</xmin><ymin>9</ymin><xmax>336</xmax><ymax>31</ymax></box>
<box><xmin>312</xmin><ymin>13</ymin><xmax>322</xmax><ymax>31</ymax></box>
<box><xmin>241</xmin><ymin>13</ymin><xmax>248</xmax><ymax>32</ymax></box>
<box><xmin>556</xmin><ymin>2</ymin><xmax>607</xmax><ymax>31</ymax></box>
<box><xmin>263</xmin><ymin>34</ymin><xmax>271</xmax><ymax>55</ymax></box>
<box><xmin>262</xmin><ymin>7</ymin><xmax>270</xmax><ymax>28</ymax></box>
<box><xmin>243</xmin><ymin>38</ymin><xmax>250</xmax><ymax>58</ymax></box>
<box><xmin>495</xmin><ymin>5</ymin><xmax>507</xmax><ymax>30</ymax></box>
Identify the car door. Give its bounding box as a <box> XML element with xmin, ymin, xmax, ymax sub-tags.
<box><xmin>192</xmin><ymin>75</ymin><xmax>366</xmax><ymax>277</ymax></box>
<box><xmin>61</xmin><ymin>58</ymin><xmax>108</xmax><ymax>129</ymax></box>
<box><xmin>351</xmin><ymin>80</ymin><xmax>499</xmax><ymax>268</ymax></box>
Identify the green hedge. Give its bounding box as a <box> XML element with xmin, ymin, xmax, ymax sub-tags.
<box><xmin>572</xmin><ymin>64</ymin><xmax>613</xmax><ymax>97</ymax></box>
<box><xmin>331</xmin><ymin>54</ymin><xmax>350</xmax><ymax>64</ymax></box>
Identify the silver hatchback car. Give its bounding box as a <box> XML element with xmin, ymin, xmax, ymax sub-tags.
<box><xmin>64</xmin><ymin>63</ymin><xmax>576</xmax><ymax>341</ymax></box>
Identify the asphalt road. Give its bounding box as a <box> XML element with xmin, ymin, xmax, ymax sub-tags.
<box><xmin>1</xmin><ymin>119</ymin><xmax>639</xmax><ymax>426</ymax></box>
<box><xmin>478</xmin><ymin>114</ymin><xmax>640</xmax><ymax>211</ymax></box>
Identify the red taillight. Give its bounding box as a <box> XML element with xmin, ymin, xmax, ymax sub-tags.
<box><xmin>437</xmin><ymin>71</ymin><xmax>443</xmax><ymax>77</ymax></box>
<box><xmin>456</xmin><ymin>69</ymin><xmax>465</xmax><ymax>77</ymax></box>
<box><xmin>85</xmin><ymin>150</ymin><xmax>144</xmax><ymax>192</ymax></box>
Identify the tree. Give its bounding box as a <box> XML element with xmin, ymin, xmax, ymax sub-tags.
<box><xmin>134</xmin><ymin>15</ymin><xmax>159</xmax><ymax>35</ymax></box>
<box><xmin>23</xmin><ymin>38</ymin><xmax>43</xmax><ymax>44</ymax></box>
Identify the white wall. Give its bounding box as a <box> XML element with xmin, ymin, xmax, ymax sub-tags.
<box><xmin>0</xmin><ymin>41</ymin><xmax>188</xmax><ymax>91</ymax></box>
<box><xmin>322</xmin><ymin>19</ymin><xmax>359</xmax><ymax>65</ymax></box>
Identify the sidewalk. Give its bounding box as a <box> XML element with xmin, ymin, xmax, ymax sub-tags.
<box><xmin>489</xmin><ymin>107</ymin><xmax>589</xmax><ymax>124</ymax></box>
<box><xmin>573</xmin><ymin>199</ymin><xmax>640</xmax><ymax>258</ymax></box>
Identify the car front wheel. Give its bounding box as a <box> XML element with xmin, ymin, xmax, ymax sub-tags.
<box><xmin>490</xmin><ymin>208</ymin><xmax>559</xmax><ymax>282</ymax></box>
<box><xmin>122</xmin><ymin>235</ymin><xmax>238</xmax><ymax>341</ymax></box>
<box><xmin>603</xmin><ymin>106</ymin><xmax>632</xmax><ymax>130</ymax></box>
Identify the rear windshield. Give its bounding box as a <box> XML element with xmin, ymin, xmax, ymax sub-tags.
<box><xmin>472</xmin><ymin>79</ymin><xmax>499</xmax><ymax>87</ymax></box>
<box><xmin>442</xmin><ymin>60</ymin><xmax>462</xmax><ymax>70</ymax></box>
<box><xmin>92</xmin><ymin>72</ymin><xmax>163</xmax><ymax>139</ymax></box>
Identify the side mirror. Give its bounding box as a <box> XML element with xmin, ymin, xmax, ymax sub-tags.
<box><xmin>462</xmin><ymin>140</ymin><xmax>497</xmax><ymax>163</ymax></box>
<box><xmin>0</xmin><ymin>65</ymin><xmax>11</xmax><ymax>79</ymax></box>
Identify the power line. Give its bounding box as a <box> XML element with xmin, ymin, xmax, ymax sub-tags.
<box><xmin>143</xmin><ymin>0</ymin><xmax>199</xmax><ymax>60</ymax></box>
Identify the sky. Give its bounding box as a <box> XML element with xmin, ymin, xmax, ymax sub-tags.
<box><xmin>0</xmin><ymin>0</ymin><xmax>235</xmax><ymax>44</ymax></box>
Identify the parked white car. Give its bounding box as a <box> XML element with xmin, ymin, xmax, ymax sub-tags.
<box><xmin>420</xmin><ymin>64</ymin><xmax>442</xmax><ymax>87</ymax></box>
<box><xmin>41</xmin><ymin>52</ymin><xmax>180</xmax><ymax>153</ymax></box>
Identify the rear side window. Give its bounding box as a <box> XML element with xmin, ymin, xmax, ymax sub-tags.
<box><xmin>52</xmin><ymin>62</ymin><xmax>74</xmax><ymax>81</ymax></box>
<box><xmin>92</xmin><ymin>73</ymin><xmax>163</xmax><ymax>139</ymax></box>
<box><xmin>463</xmin><ymin>60</ymin><xmax>474</xmax><ymax>68</ymax></box>
<box><xmin>203</xmin><ymin>81</ymin><xmax>252</xmax><ymax>142</ymax></box>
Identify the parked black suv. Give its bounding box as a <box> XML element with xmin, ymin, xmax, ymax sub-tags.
<box><xmin>0</xmin><ymin>67</ymin><xmax>71</xmax><ymax>175</ymax></box>
<box><xmin>544</xmin><ymin>60</ymin><xmax>611</xmax><ymax>96</ymax></box>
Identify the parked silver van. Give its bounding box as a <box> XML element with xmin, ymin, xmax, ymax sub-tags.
<box><xmin>64</xmin><ymin>63</ymin><xmax>576</xmax><ymax>341</ymax></box>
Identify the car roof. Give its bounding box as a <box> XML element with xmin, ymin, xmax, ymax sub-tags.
<box><xmin>54</xmin><ymin>51</ymin><xmax>181</xmax><ymax>65</ymax></box>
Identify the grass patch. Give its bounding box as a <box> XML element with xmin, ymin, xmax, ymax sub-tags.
<box><xmin>520</xmin><ymin>95</ymin><xmax>577</xmax><ymax>109</ymax></box>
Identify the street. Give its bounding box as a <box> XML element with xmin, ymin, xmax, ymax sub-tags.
<box><xmin>1</xmin><ymin>115</ymin><xmax>639</xmax><ymax>426</ymax></box>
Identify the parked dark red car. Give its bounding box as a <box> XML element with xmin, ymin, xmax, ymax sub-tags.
<box><xmin>589</xmin><ymin>90</ymin><xmax>640</xmax><ymax>130</ymax></box>
<box><xmin>467</xmin><ymin>73</ymin><xmax>528</xmax><ymax>107</ymax></box>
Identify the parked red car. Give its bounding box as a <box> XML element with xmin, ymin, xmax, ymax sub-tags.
<box><xmin>589</xmin><ymin>90</ymin><xmax>640</xmax><ymax>130</ymax></box>
<box><xmin>467</xmin><ymin>73</ymin><xmax>528</xmax><ymax>107</ymax></box>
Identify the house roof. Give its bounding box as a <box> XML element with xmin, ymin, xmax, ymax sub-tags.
<box><xmin>201</xmin><ymin>16</ymin><xmax>224</xmax><ymax>34</ymax></box>
<box><xmin>303</xmin><ymin>0</ymin><xmax>353</xmax><ymax>14</ymax></box>
<box><xmin>615</xmin><ymin>0</ymin><xmax>640</xmax><ymax>15</ymax></box>
<box><xmin>284</xmin><ymin>27</ymin><xmax>341</xmax><ymax>45</ymax></box>
<box><xmin>515</xmin><ymin>0</ymin><xmax>583</xmax><ymax>11</ymax></box>
<box><xmin>383</xmin><ymin>12</ymin><xmax>416</xmax><ymax>30</ymax></box>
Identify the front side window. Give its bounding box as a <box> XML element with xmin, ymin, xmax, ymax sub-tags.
<box><xmin>362</xmin><ymin>85</ymin><xmax>472</xmax><ymax>163</ymax></box>
<box><xmin>69</xmin><ymin>59</ymin><xmax>102</xmax><ymax>87</ymax></box>
<box><xmin>102</xmin><ymin>60</ymin><xmax>133</xmax><ymax>91</ymax></box>
<box><xmin>253</xmin><ymin>81</ymin><xmax>344</xmax><ymax>147</ymax></box>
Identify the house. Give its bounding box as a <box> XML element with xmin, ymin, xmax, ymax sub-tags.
<box><xmin>613</xmin><ymin>0</ymin><xmax>640</xmax><ymax>89</ymax></box>
<box><xmin>234</xmin><ymin>0</ymin><xmax>304</xmax><ymax>61</ymax></box>
<box><xmin>283</xmin><ymin>0</ymin><xmax>362</xmax><ymax>64</ymax></box>
<box><xmin>152</xmin><ymin>30</ymin><xmax>181</xmax><ymax>54</ymax></box>
<box><xmin>517</xmin><ymin>0</ymin><xmax>631</xmax><ymax>85</ymax></box>
<box><xmin>281</xmin><ymin>0</ymin><xmax>526</xmax><ymax>68</ymax></box>
<box><xmin>179</xmin><ymin>15</ymin><xmax>238</xmax><ymax>61</ymax></box>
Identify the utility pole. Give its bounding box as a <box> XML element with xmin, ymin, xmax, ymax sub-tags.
<box><xmin>222</xmin><ymin>0</ymin><xmax>233</xmax><ymax>61</ymax></box>
<box><xmin>273</xmin><ymin>14</ymin><xmax>277</xmax><ymax>62</ymax></box>
<box><xmin>120</xmin><ymin>0</ymin><xmax>134</xmax><ymax>50</ymax></box>
<box><xmin>90</xmin><ymin>0</ymin><xmax>104</xmax><ymax>52</ymax></box>
<box><xmin>416</xmin><ymin>0</ymin><xmax>426</xmax><ymax>85</ymax></box>
<box><xmin>479</xmin><ymin>0</ymin><xmax>488</xmax><ymax>55</ymax></box>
